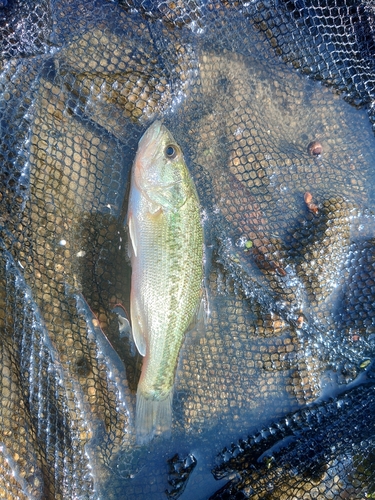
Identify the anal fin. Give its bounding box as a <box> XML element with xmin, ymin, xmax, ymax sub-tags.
<box><xmin>112</xmin><ymin>304</ymin><xmax>136</xmax><ymax>357</ymax></box>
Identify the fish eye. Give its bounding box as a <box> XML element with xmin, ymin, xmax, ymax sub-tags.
<box><xmin>165</xmin><ymin>144</ymin><xmax>177</xmax><ymax>159</ymax></box>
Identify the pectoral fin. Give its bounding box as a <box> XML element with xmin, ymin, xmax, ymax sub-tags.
<box><xmin>128</xmin><ymin>212</ymin><xmax>138</xmax><ymax>258</ymax></box>
<box><xmin>130</xmin><ymin>296</ymin><xmax>147</xmax><ymax>356</ymax></box>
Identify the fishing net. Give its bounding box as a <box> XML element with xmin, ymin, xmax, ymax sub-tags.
<box><xmin>1</xmin><ymin>0</ymin><xmax>375</xmax><ymax>498</ymax></box>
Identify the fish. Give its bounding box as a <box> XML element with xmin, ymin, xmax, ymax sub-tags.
<box><xmin>127</xmin><ymin>120</ymin><xmax>204</xmax><ymax>444</ymax></box>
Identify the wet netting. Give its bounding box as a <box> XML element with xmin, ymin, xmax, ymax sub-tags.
<box><xmin>1</xmin><ymin>0</ymin><xmax>375</xmax><ymax>498</ymax></box>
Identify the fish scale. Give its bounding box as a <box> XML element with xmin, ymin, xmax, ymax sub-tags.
<box><xmin>142</xmin><ymin>217</ymin><xmax>189</xmax><ymax>386</ymax></box>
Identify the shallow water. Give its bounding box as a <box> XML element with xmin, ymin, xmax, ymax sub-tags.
<box><xmin>1</xmin><ymin>1</ymin><xmax>375</xmax><ymax>499</ymax></box>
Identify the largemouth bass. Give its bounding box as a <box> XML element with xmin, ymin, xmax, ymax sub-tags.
<box><xmin>128</xmin><ymin>120</ymin><xmax>204</xmax><ymax>444</ymax></box>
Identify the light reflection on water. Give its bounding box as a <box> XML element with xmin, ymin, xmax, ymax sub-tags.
<box><xmin>2</xmin><ymin>1</ymin><xmax>375</xmax><ymax>498</ymax></box>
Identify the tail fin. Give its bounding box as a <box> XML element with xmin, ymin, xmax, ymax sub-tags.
<box><xmin>136</xmin><ymin>390</ymin><xmax>173</xmax><ymax>445</ymax></box>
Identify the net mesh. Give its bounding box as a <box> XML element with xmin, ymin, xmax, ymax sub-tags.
<box><xmin>0</xmin><ymin>0</ymin><xmax>375</xmax><ymax>498</ymax></box>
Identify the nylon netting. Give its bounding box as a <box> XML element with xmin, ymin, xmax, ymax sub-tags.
<box><xmin>0</xmin><ymin>0</ymin><xmax>375</xmax><ymax>498</ymax></box>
